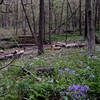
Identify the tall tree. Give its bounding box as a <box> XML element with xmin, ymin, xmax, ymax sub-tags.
<box><xmin>59</xmin><ymin>0</ymin><xmax>65</xmax><ymax>34</ymax></box>
<box><xmin>79</xmin><ymin>0</ymin><xmax>82</xmax><ymax>35</ymax></box>
<box><xmin>86</xmin><ymin>0</ymin><xmax>96</xmax><ymax>54</ymax></box>
<box><xmin>38</xmin><ymin>0</ymin><xmax>44</xmax><ymax>55</ymax></box>
<box><xmin>49</xmin><ymin>0</ymin><xmax>52</xmax><ymax>44</ymax></box>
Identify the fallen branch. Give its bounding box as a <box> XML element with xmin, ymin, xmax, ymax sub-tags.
<box><xmin>0</xmin><ymin>58</ymin><xmax>15</xmax><ymax>71</ymax></box>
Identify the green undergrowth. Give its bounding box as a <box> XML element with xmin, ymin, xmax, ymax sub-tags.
<box><xmin>0</xmin><ymin>46</ymin><xmax>100</xmax><ymax>100</ymax></box>
<box><xmin>46</xmin><ymin>33</ymin><xmax>85</xmax><ymax>42</ymax></box>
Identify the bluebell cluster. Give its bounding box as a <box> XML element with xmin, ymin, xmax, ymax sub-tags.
<box><xmin>60</xmin><ymin>85</ymin><xmax>90</xmax><ymax>100</ymax></box>
<box><xmin>58</xmin><ymin>68</ymin><xmax>75</xmax><ymax>75</ymax></box>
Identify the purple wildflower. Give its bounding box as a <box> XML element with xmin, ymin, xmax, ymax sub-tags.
<box><xmin>37</xmin><ymin>78</ymin><xmax>42</xmax><ymax>82</ymax></box>
<box><xmin>86</xmin><ymin>66</ymin><xmax>90</xmax><ymax>70</ymax></box>
<box><xmin>58</xmin><ymin>69</ymin><xmax>63</xmax><ymax>75</ymax></box>
<box><xmin>92</xmin><ymin>56</ymin><xmax>97</xmax><ymax>59</ymax></box>
<box><xmin>69</xmin><ymin>70</ymin><xmax>75</xmax><ymax>75</ymax></box>
<box><xmin>88</xmin><ymin>56</ymin><xmax>91</xmax><ymax>58</ymax></box>
<box><xmin>89</xmin><ymin>74</ymin><xmax>95</xmax><ymax>78</ymax></box>
<box><xmin>68</xmin><ymin>85</ymin><xmax>90</xmax><ymax>99</ymax></box>
<box><xmin>65</xmin><ymin>91</ymin><xmax>69</xmax><ymax>95</ymax></box>
<box><xmin>33</xmin><ymin>57</ymin><xmax>39</xmax><ymax>60</ymax></box>
<box><xmin>96</xmin><ymin>49</ymin><xmax>100</xmax><ymax>51</ymax></box>
<box><xmin>29</xmin><ymin>63</ymin><xmax>34</xmax><ymax>67</ymax></box>
<box><xmin>60</xmin><ymin>91</ymin><xmax>69</xmax><ymax>95</ymax></box>
<box><xmin>84</xmin><ymin>63</ymin><xmax>87</xmax><ymax>67</ymax></box>
<box><xmin>65</xmin><ymin>68</ymin><xmax>69</xmax><ymax>72</ymax></box>
<box><xmin>60</xmin><ymin>91</ymin><xmax>64</xmax><ymax>95</ymax></box>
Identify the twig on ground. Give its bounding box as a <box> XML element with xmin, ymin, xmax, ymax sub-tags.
<box><xmin>0</xmin><ymin>58</ymin><xmax>15</xmax><ymax>71</ymax></box>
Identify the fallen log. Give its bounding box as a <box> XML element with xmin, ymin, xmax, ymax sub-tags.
<box><xmin>55</xmin><ymin>42</ymin><xmax>86</xmax><ymax>48</ymax></box>
<box><xmin>66</xmin><ymin>42</ymin><xmax>86</xmax><ymax>48</ymax></box>
<box><xmin>0</xmin><ymin>50</ymin><xmax>4</xmax><ymax>53</ymax></box>
<box><xmin>0</xmin><ymin>37</ymin><xmax>13</xmax><ymax>41</ymax></box>
<box><xmin>0</xmin><ymin>50</ymin><xmax>24</xmax><ymax>60</ymax></box>
<box><xmin>18</xmin><ymin>44</ymin><xmax>36</xmax><ymax>47</ymax></box>
<box><xmin>50</xmin><ymin>45</ymin><xmax>61</xmax><ymax>51</ymax></box>
<box><xmin>12</xmin><ymin>64</ymin><xmax>54</xmax><ymax>74</ymax></box>
<box><xmin>55</xmin><ymin>42</ymin><xmax>66</xmax><ymax>47</ymax></box>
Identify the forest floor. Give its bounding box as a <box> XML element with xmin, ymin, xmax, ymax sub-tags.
<box><xmin>0</xmin><ymin>29</ymin><xmax>100</xmax><ymax>99</ymax></box>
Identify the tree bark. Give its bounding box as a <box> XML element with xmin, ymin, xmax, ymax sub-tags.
<box><xmin>38</xmin><ymin>0</ymin><xmax>44</xmax><ymax>55</ymax></box>
<box><xmin>79</xmin><ymin>0</ymin><xmax>82</xmax><ymax>35</ymax></box>
<box><xmin>49</xmin><ymin>0</ymin><xmax>52</xmax><ymax>44</ymax></box>
<box><xmin>86</xmin><ymin>0</ymin><xmax>96</xmax><ymax>54</ymax></box>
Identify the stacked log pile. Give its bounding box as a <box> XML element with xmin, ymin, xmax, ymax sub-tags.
<box><xmin>49</xmin><ymin>42</ymin><xmax>86</xmax><ymax>51</ymax></box>
<box><xmin>0</xmin><ymin>50</ymin><xmax>24</xmax><ymax>60</ymax></box>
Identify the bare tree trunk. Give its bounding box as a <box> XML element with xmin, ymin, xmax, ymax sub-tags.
<box><xmin>15</xmin><ymin>0</ymin><xmax>18</xmax><ymax>35</ymax></box>
<box><xmin>38</xmin><ymin>0</ymin><xmax>44</xmax><ymax>55</ymax></box>
<box><xmin>85</xmin><ymin>0</ymin><xmax>88</xmax><ymax>38</ymax></box>
<box><xmin>87</xmin><ymin>0</ymin><xmax>96</xmax><ymax>54</ymax></box>
<box><xmin>31</xmin><ymin>0</ymin><xmax>36</xmax><ymax>34</ymax></box>
<box><xmin>59</xmin><ymin>0</ymin><xmax>65</xmax><ymax>34</ymax></box>
<box><xmin>49</xmin><ymin>0</ymin><xmax>52</xmax><ymax>44</ymax></box>
<box><xmin>5</xmin><ymin>3</ymin><xmax>9</xmax><ymax>28</ymax></box>
<box><xmin>79</xmin><ymin>0</ymin><xmax>82</xmax><ymax>35</ymax></box>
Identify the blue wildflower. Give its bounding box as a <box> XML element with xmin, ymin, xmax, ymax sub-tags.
<box><xmin>84</xmin><ymin>63</ymin><xmax>87</xmax><ymax>67</ymax></box>
<box><xmin>69</xmin><ymin>70</ymin><xmax>75</xmax><ymax>75</ymax></box>
<box><xmin>65</xmin><ymin>68</ymin><xmax>69</xmax><ymax>72</ymax></box>
<box><xmin>86</xmin><ymin>66</ymin><xmax>90</xmax><ymax>70</ymax></box>
<box><xmin>33</xmin><ymin>57</ymin><xmax>39</xmax><ymax>60</ymax></box>
<box><xmin>58</xmin><ymin>69</ymin><xmax>63</xmax><ymax>75</ymax></box>
<box><xmin>96</xmin><ymin>49</ymin><xmax>100</xmax><ymax>51</ymax></box>
<box><xmin>92</xmin><ymin>56</ymin><xmax>97</xmax><ymax>59</ymax></box>
<box><xmin>29</xmin><ymin>63</ymin><xmax>34</xmax><ymax>67</ymax></box>
<box><xmin>60</xmin><ymin>91</ymin><xmax>69</xmax><ymax>95</ymax></box>
<box><xmin>60</xmin><ymin>91</ymin><xmax>64</xmax><ymax>95</ymax></box>
<box><xmin>89</xmin><ymin>74</ymin><xmax>95</xmax><ymax>78</ymax></box>
<box><xmin>68</xmin><ymin>85</ymin><xmax>90</xmax><ymax>99</ymax></box>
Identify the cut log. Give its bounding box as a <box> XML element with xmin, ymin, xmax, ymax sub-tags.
<box><xmin>54</xmin><ymin>42</ymin><xmax>86</xmax><ymax>49</ymax></box>
<box><xmin>55</xmin><ymin>42</ymin><xmax>66</xmax><ymax>47</ymax></box>
<box><xmin>18</xmin><ymin>44</ymin><xmax>36</xmax><ymax>47</ymax></box>
<box><xmin>50</xmin><ymin>45</ymin><xmax>61</xmax><ymax>51</ymax></box>
<box><xmin>66</xmin><ymin>42</ymin><xmax>86</xmax><ymax>48</ymax></box>
<box><xmin>0</xmin><ymin>50</ymin><xmax>4</xmax><ymax>53</ymax></box>
<box><xmin>0</xmin><ymin>50</ymin><xmax>24</xmax><ymax>60</ymax></box>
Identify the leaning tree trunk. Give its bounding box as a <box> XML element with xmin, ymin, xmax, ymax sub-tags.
<box><xmin>86</xmin><ymin>0</ymin><xmax>96</xmax><ymax>54</ymax></box>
